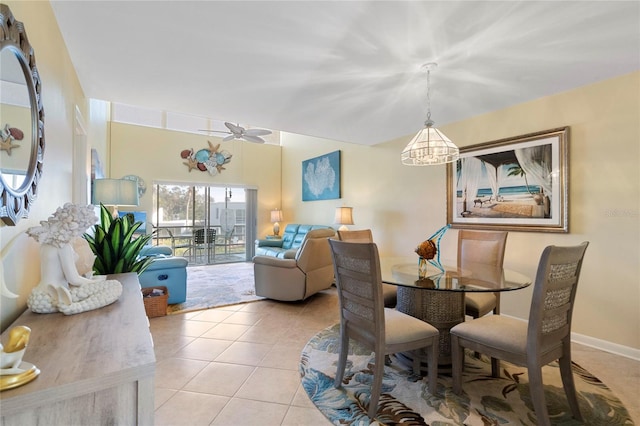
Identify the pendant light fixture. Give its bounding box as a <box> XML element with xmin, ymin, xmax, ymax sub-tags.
<box><xmin>401</xmin><ymin>63</ymin><xmax>459</xmax><ymax>166</ymax></box>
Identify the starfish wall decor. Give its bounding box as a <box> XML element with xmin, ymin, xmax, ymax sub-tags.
<box><xmin>179</xmin><ymin>141</ymin><xmax>232</xmax><ymax>175</ymax></box>
<box><xmin>0</xmin><ymin>124</ymin><xmax>24</xmax><ymax>155</ymax></box>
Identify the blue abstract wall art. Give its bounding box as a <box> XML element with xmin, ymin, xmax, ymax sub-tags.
<box><xmin>302</xmin><ymin>150</ymin><xmax>341</xmax><ymax>201</ymax></box>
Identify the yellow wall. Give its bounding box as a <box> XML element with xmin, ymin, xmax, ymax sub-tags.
<box><xmin>1</xmin><ymin>1</ymin><xmax>86</xmax><ymax>329</ymax></box>
<box><xmin>109</xmin><ymin>123</ymin><xmax>282</xmax><ymax>237</ymax></box>
<box><xmin>281</xmin><ymin>72</ymin><xmax>640</xmax><ymax>353</ymax></box>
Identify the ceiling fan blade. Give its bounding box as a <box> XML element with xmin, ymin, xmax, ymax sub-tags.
<box><xmin>222</xmin><ymin>134</ymin><xmax>236</xmax><ymax>142</ymax></box>
<box><xmin>242</xmin><ymin>135</ymin><xmax>266</xmax><ymax>144</ymax></box>
<box><xmin>224</xmin><ymin>122</ymin><xmax>243</xmax><ymax>134</ymax></box>
<box><xmin>244</xmin><ymin>128</ymin><xmax>272</xmax><ymax>136</ymax></box>
<box><xmin>198</xmin><ymin>129</ymin><xmax>229</xmax><ymax>135</ymax></box>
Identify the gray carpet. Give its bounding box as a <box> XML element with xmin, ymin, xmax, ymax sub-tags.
<box><xmin>167</xmin><ymin>262</ymin><xmax>263</xmax><ymax>314</ymax></box>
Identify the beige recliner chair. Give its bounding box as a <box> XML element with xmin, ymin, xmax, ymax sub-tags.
<box><xmin>253</xmin><ymin>228</ymin><xmax>336</xmax><ymax>301</ymax></box>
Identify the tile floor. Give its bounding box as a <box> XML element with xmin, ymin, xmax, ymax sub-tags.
<box><xmin>151</xmin><ymin>287</ymin><xmax>640</xmax><ymax>425</ymax></box>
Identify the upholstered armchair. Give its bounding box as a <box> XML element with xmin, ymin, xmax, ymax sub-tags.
<box><xmin>253</xmin><ymin>228</ymin><xmax>336</xmax><ymax>301</ymax></box>
<box><xmin>138</xmin><ymin>245</ymin><xmax>188</xmax><ymax>304</ymax></box>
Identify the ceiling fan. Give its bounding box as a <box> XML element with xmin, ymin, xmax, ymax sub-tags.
<box><xmin>199</xmin><ymin>122</ymin><xmax>272</xmax><ymax>144</ymax></box>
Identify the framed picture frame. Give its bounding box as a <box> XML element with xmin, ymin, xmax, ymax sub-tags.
<box><xmin>446</xmin><ymin>127</ymin><xmax>569</xmax><ymax>233</ymax></box>
<box><xmin>302</xmin><ymin>150</ymin><xmax>341</xmax><ymax>201</ymax></box>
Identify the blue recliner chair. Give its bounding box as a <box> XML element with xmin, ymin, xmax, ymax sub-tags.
<box><xmin>138</xmin><ymin>245</ymin><xmax>188</xmax><ymax>304</ymax></box>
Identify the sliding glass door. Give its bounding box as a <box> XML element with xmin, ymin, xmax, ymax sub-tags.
<box><xmin>151</xmin><ymin>183</ymin><xmax>255</xmax><ymax>264</ymax></box>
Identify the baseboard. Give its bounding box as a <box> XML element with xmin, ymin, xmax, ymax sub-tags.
<box><xmin>570</xmin><ymin>332</ymin><xmax>640</xmax><ymax>362</ymax></box>
<box><xmin>501</xmin><ymin>314</ymin><xmax>640</xmax><ymax>362</ymax></box>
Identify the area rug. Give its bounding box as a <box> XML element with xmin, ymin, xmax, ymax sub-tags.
<box><xmin>167</xmin><ymin>262</ymin><xmax>263</xmax><ymax>315</ymax></box>
<box><xmin>300</xmin><ymin>324</ymin><xmax>634</xmax><ymax>425</ymax></box>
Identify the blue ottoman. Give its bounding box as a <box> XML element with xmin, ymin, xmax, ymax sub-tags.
<box><xmin>139</xmin><ymin>256</ymin><xmax>188</xmax><ymax>304</ymax></box>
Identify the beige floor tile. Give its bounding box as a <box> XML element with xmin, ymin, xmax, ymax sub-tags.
<box><xmin>215</xmin><ymin>341</ymin><xmax>274</xmax><ymax>365</ymax></box>
<box><xmin>254</xmin><ymin>312</ymin><xmax>302</xmax><ymax>328</ymax></box>
<box><xmin>153</xmin><ymin>282</ymin><xmax>640</xmax><ymax>426</ymax></box>
<box><xmin>154</xmin><ymin>390</ymin><xmax>229</xmax><ymax>426</ymax></box>
<box><xmin>179</xmin><ymin>320</ymin><xmax>219</xmax><ymax>337</ymax></box>
<box><xmin>211</xmin><ymin>398</ymin><xmax>288</xmax><ymax>426</ymax></box>
<box><xmin>188</xmin><ymin>308</ymin><xmax>234</xmax><ymax>323</ymax></box>
<box><xmin>260</xmin><ymin>342</ymin><xmax>305</xmax><ymax>370</ymax></box>
<box><xmin>152</xmin><ymin>334</ymin><xmax>196</xmax><ymax>361</ymax></box>
<box><xmin>222</xmin><ymin>310</ymin><xmax>264</xmax><ymax>325</ymax></box>
<box><xmin>281</xmin><ymin>405</ymin><xmax>332</xmax><ymax>425</ymax></box>
<box><xmin>182</xmin><ymin>310</ymin><xmax>204</xmax><ymax>319</ymax></box>
<box><xmin>155</xmin><ymin>357</ymin><xmax>209</xmax><ymax>389</ymax></box>
<box><xmin>237</xmin><ymin>323</ymin><xmax>288</xmax><ymax>344</ymax></box>
<box><xmin>277</xmin><ymin>326</ymin><xmax>325</xmax><ymax>346</ymax></box>
<box><xmin>294</xmin><ymin>315</ymin><xmax>338</xmax><ymax>331</ymax></box>
<box><xmin>150</xmin><ymin>315</ymin><xmax>217</xmax><ymax>338</ymax></box>
<box><xmin>202</xmin><ymin>323</ymin><xmax>251</xmax><ymax>340</ymax></box>
<box><xmin>290</xmin><ymin>383</ymin><xmax>315</xmax><ymax>408</ymax></box>
<box><xmin>236</xmin><ymin>367</ymin><xmax>300</xmax><ymax>404</ymax></box>
<box><xmin>154</xmin><ymin>387</ymin><xmax>177</xmax><ymax>410</ymax></box>
<box><xmin>183</xmin><ymin>362</ymin><xmax>255</xmax><ymax>396</ymax></box>
<box><xmin>149</xmin><ymin>316</ymin><xmax>190</xmax><ymax>336</ymax></box>
<box><xmin>174</xmin><ymin>337</ymin><xmax>233</xmax><ymax>361</ymax></box>
<box><xmin>238</xmin><ymin>300</ymin><xmax>278</xmax><ymax>313</ymax></box>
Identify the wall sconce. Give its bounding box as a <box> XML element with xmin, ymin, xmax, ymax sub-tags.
<box><xmin>334</xmin><ymin>207</ymin><xmax>354</xmax><ymax>231</ymax></box>
<box><xmin>92</xmin><ymin>178</ymin><xmax>139</xmax><ymax>217</ymax></box>
<box><xmin>270</xmin><ymin>209</ymin><xmax>283</xmax><ymax>236</ymax></box>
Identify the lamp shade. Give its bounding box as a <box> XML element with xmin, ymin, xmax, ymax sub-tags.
<box><xmin>92</xmin><ymin>178</ymin><xmax>139</xmax><ymax>207</ymax></box>
<box><xmin>270</xmin><ymin>209</ymin><xmax>283</xmax><ymax>223</ymax></box>
<box><xmin>401</xmin><ymin>124</ymin><xmax>459</xmax><ymax>166</ymax></box>
<box><xmin>334</xmin><ymin>207</ymin><xmax>354</xmax><ymax>225</ymax></box>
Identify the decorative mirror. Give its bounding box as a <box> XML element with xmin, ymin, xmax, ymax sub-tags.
<box><xmin>0</xmin><ymin>4</ymin><xmax>45</xmax><ymax>225</ymax></box>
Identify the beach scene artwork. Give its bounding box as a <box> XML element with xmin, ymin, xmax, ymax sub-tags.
<box><xmin>448</xmin><ymin>128</ymin><xmax>568</xmax><ymax>232</ymax></box>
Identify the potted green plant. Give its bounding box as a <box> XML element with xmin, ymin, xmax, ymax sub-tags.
<box><xmin>83</xmin><ymin>204</ymin><xmax>153</xmax><ymax>275</ymax></box>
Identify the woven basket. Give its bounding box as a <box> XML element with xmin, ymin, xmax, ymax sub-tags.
<box><xmin>142</xmin><ymin>286</ymin><xmax>169</xmax><ymax>318</ymax></box>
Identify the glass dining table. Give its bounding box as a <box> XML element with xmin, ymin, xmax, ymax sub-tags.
<box><xmin>380</xmin><ymin>257</ymin><xmax>532</xmax><ymax>372</ymax></box>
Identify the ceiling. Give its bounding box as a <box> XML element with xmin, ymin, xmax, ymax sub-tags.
<box><xmin>49</xmin><ymin>1</ymin><xmax>640</xmax><ymax>146</ymax></box>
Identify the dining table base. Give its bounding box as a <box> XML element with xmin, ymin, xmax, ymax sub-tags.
<box><xmin>395</xmin><ymin>287</ymin><xmax>465</xmax><ymax>372</ymax></box>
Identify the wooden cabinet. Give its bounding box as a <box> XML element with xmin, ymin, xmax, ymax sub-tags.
<box><xmin>0</xmin><ymin>273</ymin><xmax>155</xmax><ymax>425</ymax></box>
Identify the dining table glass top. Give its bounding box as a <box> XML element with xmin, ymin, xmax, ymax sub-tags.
<box><xmin>380</xmin><ymin>257</ymin><xmax>532</xmax><ymax>292</ymax></box>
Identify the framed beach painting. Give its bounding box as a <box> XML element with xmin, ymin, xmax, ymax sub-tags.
<box><xmin>302</xmin><ymin>150</ymin><xmax>341</xmax><ymax>201</ymax></box>
<box><xmin>446</xmin><ymin>127</ymin><xmax>569</xmax><ymax>233</ymax></box>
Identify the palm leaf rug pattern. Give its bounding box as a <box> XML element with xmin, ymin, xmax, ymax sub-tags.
<box><xmin>300</xmin><ymin>324</ymin><xmax>634</xmax><ymax>425</ymax></box>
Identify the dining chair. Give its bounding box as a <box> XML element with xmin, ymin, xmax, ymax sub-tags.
<box><xmin>193</xmin><ymin>228</ymin><xmax>216</xmax><ymax>263</ymax></box>
<box><xmin>451</xmin><ymin>242</ymin><xmax>589</xmax><ymax>426</ymax></box>
<box><xmin>329</xmin><ymin>239</ymin><xmax>439</xmax><ymax>419</ymax></box>
<box><xmin>337</xmin><ymin>229</ymin><xmax>397</xmax><ymax>308</ymax></box>
<box><xmin>458</xmin><ymin>230</ymin><xmax>508</xmax><ymax>319</ymax></box>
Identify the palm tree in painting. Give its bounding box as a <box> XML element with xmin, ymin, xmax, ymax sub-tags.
<box><xmin>507</xmin><ymin>165</ymin><xmax>533</xmax><ymax>195</ymax></box>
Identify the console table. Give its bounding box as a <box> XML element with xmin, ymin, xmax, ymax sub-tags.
<box><xmin>0</xmin><ymin>273</ymin><xmax>155</xmax><ymax>425</ymax></box>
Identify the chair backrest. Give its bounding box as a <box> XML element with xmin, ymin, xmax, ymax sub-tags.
<box><xmin>295</xmin><ymin>234</ymin><xmax>333</xmax><ymax>272</ymax></box>
<box><xmin>458</xmin><ymin>230</ymin><xmax>508</xmax><ymax>268</ymax></box>
<box><xmin>528</xmin><ymin>242</ymin><xmax>589</xmax><ymax>352</ymax></box>
<box><xmin>194</xmin><ymin>228</ymin><xmax>216</xmax><ymax>244</ymax></box>
<box><xmin>337</xmin><ymin>229</ymin><xmax>373</xmax><ymax>243</ymax></box>
<box><xmin>328</xmin><ymin>239</ymin><xmax>384</xmax><ymax>350</ymax></box>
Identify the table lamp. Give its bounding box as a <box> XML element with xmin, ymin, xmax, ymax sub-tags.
<box><xmin>334</xmin><ymin>206</ymin><xmax>354</xmax><ymax>231</ymax></box>
<box><xmin>92</xmin><ymin>178</ymin><xmax>139</xmax><ymax>217</ymax></box>
<box><xmin>270</xmin><ymin>209</ymin><xmax>283</xmax><ymax>236</ymax></box>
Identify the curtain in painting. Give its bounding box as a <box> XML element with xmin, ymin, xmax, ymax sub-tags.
<box><xmin>514</xmin><ymin>145</ymin><xmax>553</xmax><ymax>196</ymax></box>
